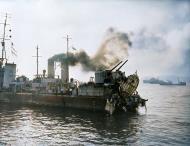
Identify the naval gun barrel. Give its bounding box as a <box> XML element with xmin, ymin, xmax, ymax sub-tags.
<box><xmin>110</xmin><ymin>61</ymin><xmax>123</xmax><ymax>72</ymax></box>
<box><xmin>116</xmin><ymin>59</ymin><xmax>128</xmax><ymax>71</ymax></box>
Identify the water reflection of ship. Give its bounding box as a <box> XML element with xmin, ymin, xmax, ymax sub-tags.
<box><xmin>0</xmin><ymin>103</ymin><xmax>142</xmax><ymax>145</ymax></box>
<box><xmin>29</xmin><ymin>105</ymin><xmax>142</xmax><ymax>145</ymax></box>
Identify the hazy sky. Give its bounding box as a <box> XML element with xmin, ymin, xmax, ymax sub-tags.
<box><xmin>0</xmin><ymin>0</ymin><xmax>190</xmax><ymax>81</ymax></box>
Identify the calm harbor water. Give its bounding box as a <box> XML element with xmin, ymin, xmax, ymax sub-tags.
<box><xmin>0</xmin><ymin>84</ymin><xmax>190</xmax><ymax>146</ymax></box>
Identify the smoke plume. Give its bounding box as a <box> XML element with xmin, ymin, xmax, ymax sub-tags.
<box><xmin>49</xmin><ymin>28</ymin><xmax>131</xmax><ymax>71</ymax></box>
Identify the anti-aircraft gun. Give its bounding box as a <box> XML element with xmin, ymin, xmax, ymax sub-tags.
<box><xmin>110</xmin><ymin>61</ymin><xmax>123</xmax><ymax>72</ymax></box>
<box><xmin>94</xmin><ymin>59</ymin><xmax>128</xmax><ymax>84</ymax></box>
<box><xmin>116</xmin><ymin>60</ymin><xmax>128</xmax><ymax>71</ymax></box>
<box><xmin>111</xmin><ymin>59</ymin><xmax>128</xmax><ymax>82</ymax></box>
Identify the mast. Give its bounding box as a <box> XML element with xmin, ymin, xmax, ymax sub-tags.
<box><xmin>0</xmin><ymin>13</ymin><xmax>10</xmax><ymax>64</ymax></box>
<box><xmin>33</xmin><ymin>45</ymin><xmax>41</xmax><ymax>78</ymax></box>
<box><xmin>2</xmin><ymin>14</ymin><xmax>7</xmax><ymax>61</ymax></box>
<box><xmin>63</xmin><ymin>35</ymin><xmax>71</xmax><ymax>83</ymax></box>
<box><xmin>37</xmin><ymin>46</ymin><xmax>39</xmax><ymax>78</ymax></box>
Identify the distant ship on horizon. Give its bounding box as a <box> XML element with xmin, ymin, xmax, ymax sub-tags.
<box><xmin>159</xmin><ymin>80</ymin><xmax>186</xmax><ymax>86</ymax></box>
<box><xmin>143</xmin><ymin>77</ymin><xmax>163</xmax><ymax>84</ymax></box>
<box><xmin>143</xmin><ymin>77</ymin><xmax>186</xmax><ymax>86</ymax></box>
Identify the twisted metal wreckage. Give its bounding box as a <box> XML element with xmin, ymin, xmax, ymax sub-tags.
<box><xmin>99</xmin><ymin>60</ymin><xmax>148</xmax><ymax>114</ymax></box>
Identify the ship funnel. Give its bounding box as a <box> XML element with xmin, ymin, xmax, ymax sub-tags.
<box><xmin>48</xmin><ymin>59</ymin><xmax>55</xmax><ymax>78</ymax></box>
<box><xmin>61</xmin><ymin>61</ymin><xmax>69</xmax><ymax>83</ymax></box>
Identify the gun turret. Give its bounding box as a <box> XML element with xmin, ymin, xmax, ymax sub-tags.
<box><xmin>116</xmin><ymin>59</ymin><xmax>128</xmax><ymax>71</ymax></box>
<box><xmin>110</xmin><ymin>61</ymin><xmax>123</xmax><ymax>72</ymax></box>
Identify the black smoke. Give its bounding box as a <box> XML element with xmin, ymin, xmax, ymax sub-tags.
<box><xmin>48</xmin><ymin>28</ymin><xmax>131</xmax><ymax>71</ymax></box>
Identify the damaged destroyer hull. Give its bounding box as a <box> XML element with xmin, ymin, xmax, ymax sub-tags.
<box><xmin>0</xmin><ymin>61</ymin><xmax>147</xmax><ymax>114</ymax></box>
<box><xmin>0</xmin><ymin>92</ymin><xmax>106</xmax><ymax>111</ymax></box>
<box><xmin>0</xmin><ymin>92</ymin><xmax>144</xmax><ymax>113</ymax></box>
<box><xmin>0</xmin><ymin>58</ymin><xmax>147</xmax><ymax>114</ymax></box>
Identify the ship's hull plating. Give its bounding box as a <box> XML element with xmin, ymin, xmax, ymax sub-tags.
<box><xmin>0</xmin><ymin>92</ymin><xmax>106</xmax><ymax>111</ymax></box>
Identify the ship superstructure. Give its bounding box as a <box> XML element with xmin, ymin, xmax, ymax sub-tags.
<box><xmin>0</xmin><ymin>13</ymin><xmax>17</xmax><ymax>91</ymax></box>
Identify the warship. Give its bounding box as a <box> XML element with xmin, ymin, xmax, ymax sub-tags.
<box><xmin>143</xmin><ymin>77</ymin><xmax>163</xmax><ymax>84</ymax></box>
<box><xmin>159</xmin><ymin>80</ymin><xmax>186</xmax><ymax>86</ymax></box>
<box><xmin>143</xmin><ymin>78</ymin><xmax>186</xmax><ymax>86</ymax></box>
<box><xmin>0</xmin><ymin>14</ymin><xmax>147</xmax><ymax>115</ymax></box>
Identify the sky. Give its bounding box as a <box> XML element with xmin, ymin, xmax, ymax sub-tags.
<box><xmin>0</xmin><ymin>0</ymin><xmax>190</xmax><ymax>81</ymax></box>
